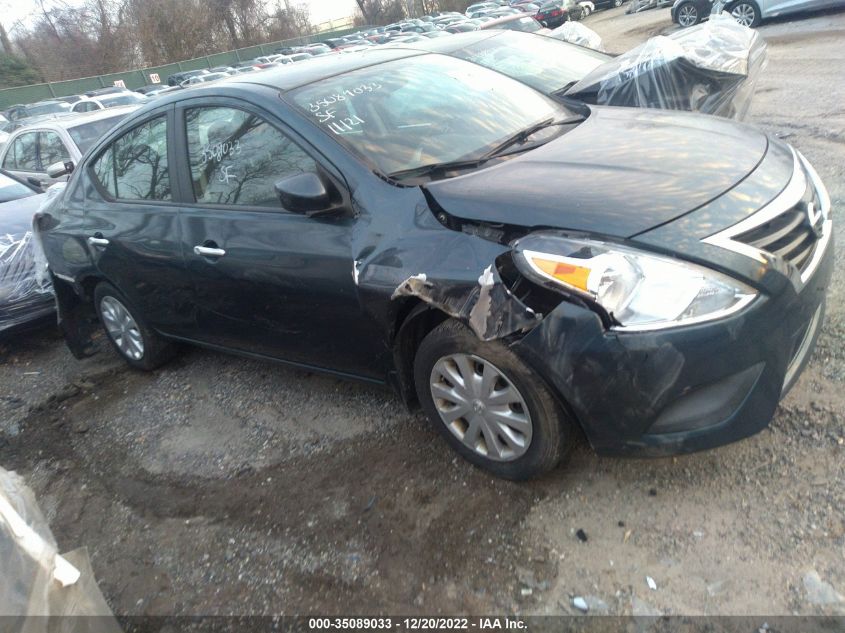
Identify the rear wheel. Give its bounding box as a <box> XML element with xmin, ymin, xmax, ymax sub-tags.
<box><xmin>730</xmin><ymin>0</ymin><xmax>760</xmax><ymax>26</ymax></box>
<box><xmin>94</xmin><ymin>282</ymin><xmax>176</xmax><ymax>370</ymax></box>
<box><xmin>676</xmin><ymin>2</ymin><xmax>701</xmax><ymax>25</ymax></box>
<box><xmin>613</xmin><ymin>0</ymin><xmax>624</xmax><ymax>7</ymax></box>
<box><xmin>414</xmin><ymin>319</ymin><xmax>572</xmax><ymax>480</ymax></box>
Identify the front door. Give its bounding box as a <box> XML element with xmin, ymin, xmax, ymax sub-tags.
<box><xmin>175</xmin><ymin>102</ymin><xmax>384</xmax><ymax>379</ymax></box>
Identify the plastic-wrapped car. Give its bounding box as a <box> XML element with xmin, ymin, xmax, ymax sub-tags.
<box><xmin>393</xmin><ymin>25</ymin><xmax>762</xmax><ymax>121</ymax></box>
<box><xmin>564</xmin><ymin>14</ymin><xmax>768</xmax><ymax>120</ymax></box>
<box><xmin>548</xmin><ymin>21</ymin><xmax>605</xmax><ymax>50</ymax></box>
<box><xmin>0</xmin><ymin>170</ymin><xmax>54</xmax><ymax>334</ymax></box>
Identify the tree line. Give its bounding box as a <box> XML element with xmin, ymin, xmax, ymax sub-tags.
<box><xmin>0</xmin><ymin>0</ymin><xmax>476</xmax><ymax>88</ymax></box>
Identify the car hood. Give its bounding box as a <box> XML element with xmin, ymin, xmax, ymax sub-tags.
<box><xmin>1</xmin><ymin>193</ymin><xmax>46</xmax><ymax>236</ymax></box>
<box><xmin>423</xmin><ymin>106</ymin><xmax>769</xmax><ymax>238</ymax></box>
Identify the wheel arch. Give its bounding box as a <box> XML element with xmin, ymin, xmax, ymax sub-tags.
<box><xmin>390</xmin><ymin>299</ymin><xmax>451</xmax><ymax>408</ymax></box>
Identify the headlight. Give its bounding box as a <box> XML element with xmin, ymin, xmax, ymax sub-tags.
<box><xmin>513</xmin><ymin>233</ymin><xmax>757</xmax><ymax>330</ymax></box>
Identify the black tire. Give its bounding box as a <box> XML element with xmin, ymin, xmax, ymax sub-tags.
<box><xmin>93</xmin><ymin>281</ymin><xmax>176</xmax><ymax>370</ymax></box>
<box><xmin>613</xmin><ymin>0</ymin><xmax>624</xmax><ymax>7</ymax></box>
<box><xmin>414</xmin><ymin>319</ymin><xmax>572</xmax><ymax>480</ymax></box>
<box><xmin>727</xmin><ymin>0</ymin><xmax>761</xmax><ymax>26</ymax></box>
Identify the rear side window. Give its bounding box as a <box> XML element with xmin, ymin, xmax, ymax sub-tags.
<box><xmin>91</xmin><ymin>115</ymin><xmax>171</xmax><ymax>201</ymax></box>
<box><xmin>185</xmin><ymin>106</ymin><xmax>317</xmax><ymax>208</ymax></box>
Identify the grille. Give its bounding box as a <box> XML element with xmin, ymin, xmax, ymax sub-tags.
<box><xmin>733</xmin><ymin>185</ymin><xmax>821</xmax><ymax>274</ymax></box>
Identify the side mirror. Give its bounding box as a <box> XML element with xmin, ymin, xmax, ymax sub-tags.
<box><xmin>46</xmin><ymin>160</ymin><xmax>74</xmax><ymax>179</ymax></box>
<box><xmin>274</xmin><ymin>172</ymin><xmax>339</xmax><ymax>216</ymax></box>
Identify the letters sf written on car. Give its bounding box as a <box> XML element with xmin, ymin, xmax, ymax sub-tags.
<box><xmin>35</xmin><ymin>50</ymin><xmax>833</xmax><ymax>480</ymax></box>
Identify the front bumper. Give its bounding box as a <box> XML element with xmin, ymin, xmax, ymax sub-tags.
<box><xmin>511</xmin><ymin>228</ymin><xmax>833</xmax><ymax>457</ymax></box>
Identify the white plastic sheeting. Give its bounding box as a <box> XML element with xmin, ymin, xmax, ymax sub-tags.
<box><xmin>565</xmin><ymin>14</ymin><xmax>768</xmax><ymax>120</ymax></box>
<box><xmin>0</xmin><ymin>184</ymin><xmax>65</xmax><ymax>333</ymax></box>
<box><xmin>0</xmin><ymin>467</ymin><xmax>121</xmax><ymax>631</ymax></box>
<box><xmin>0</xmin><ymin>231</ymin><xmax>53</xmax><ymax>332</ymax></box>
<box><xmin>548</xmin><ymin>21</ymin><xmax>605</xmax><ymax>51</ymax></box>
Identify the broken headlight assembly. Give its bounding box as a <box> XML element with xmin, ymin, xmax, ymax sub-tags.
<box><xmin>512</xmin><ymin>233</ymin><xmax>757</xmax><ymax>331</ymax></box>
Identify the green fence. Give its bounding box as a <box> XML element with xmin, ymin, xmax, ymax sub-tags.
<box><xmin>0</xmin><ymin>25</ymin><xmax>366</xmax><ymax>109</ymax></box>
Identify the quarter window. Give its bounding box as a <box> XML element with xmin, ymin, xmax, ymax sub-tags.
<box><xmin>91</xmin><ymin>115</ymin><xmax>171</xmax><ymax>201</ymax></box>
<box><xmin>3</xmin><ymin>132</ymin><xmax>39</xmax><ymax>172</ymax></box>
<box><xmin>185</xmin><ymin>106</ymin><xmax>317</xmax><ymax>208</ymax></box>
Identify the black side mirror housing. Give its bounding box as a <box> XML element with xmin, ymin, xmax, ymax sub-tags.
<box><xmin>274</xmin><ymin>172</ymin><xmax>341</xmax><ymax>216</ymax></box>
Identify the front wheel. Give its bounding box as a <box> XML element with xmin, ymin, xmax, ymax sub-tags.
<box><xmin>414</xmin><ymin>320</ymin><xmax>572</xmax><ymax>480</ymax></box>
<box><xmin>94</xmin><ymin>282</ymin><xmax>176</xmax><ymax>370</ymax></box>
<box><xmin>613</xmin><ymin>0</ymin><xmax>624</xmax><ymax>7</ymax></box>
<box><xmin>729</xmin><ymin>0</ymin><xmax>761</xmax><ymax>26</ymax></box>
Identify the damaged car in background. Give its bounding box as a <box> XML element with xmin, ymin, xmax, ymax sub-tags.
<box><xmin>403</xmin><ymin>16</ymin><xmax>766</xmax><ymax>121</ymax></box>
<box><xmin>0</xmin><ymin>169</ymin><xmax>53</xmax><ymax>334</ymax></box>
<box><xmin>35</xmin><ymin>50</ymin><xmax>832</xmax><ymax>479</ymax></box>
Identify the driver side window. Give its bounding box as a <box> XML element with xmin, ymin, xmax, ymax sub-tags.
<box><xmin>185</xmin><ymin>106</ymin><xmax>317</xmax><ymax>208</ymax></box>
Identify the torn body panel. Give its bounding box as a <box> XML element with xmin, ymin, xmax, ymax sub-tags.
<box><xmin>390</xmin><ymin>266</ymin><xmax>540</xmax><ymax>341</ymax></box>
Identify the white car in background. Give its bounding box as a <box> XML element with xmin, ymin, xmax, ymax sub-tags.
<box><xmin>0</xmin><ymin>107</ymin><xmax>137</xmax><ymax>187</ymax></box>
<box><xmin>71</xmin><ymin>92</ymin><xmax>148</xmax><ymax>113</ymax></box>
<box><xmin>180</xmin><ymin>71</ymin><xmax>233</xmax><ymax>87</ymax></box>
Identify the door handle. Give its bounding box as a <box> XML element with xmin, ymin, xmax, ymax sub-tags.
<box><xmin>194</xmin><ymin>245</ymin><xmax>226</xmax><ymax>258</ymax></box>
<box><xmin>87</xmin><ymin>236</ymin><xmax>109</xmax><ymax>247</ymax></box>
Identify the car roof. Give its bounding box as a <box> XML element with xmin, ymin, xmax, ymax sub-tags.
<box><xmin>216</xmin><ymin>48</ymin><xmax>424</xmax><ymax>92</ymax></box>
<box><xmin>8</xmin><ymin>106</ymin><xmax>138</xmax><ymax>134</ymax></box>
<box><xmin>481</xmin><ymin>14</ymin><xmax>540</xmax><ymax>27</ymax></box>
<box><xmin>386</xmin><ymin>30</ymin><xmax>499</xmax><ymax>54</ymax></box>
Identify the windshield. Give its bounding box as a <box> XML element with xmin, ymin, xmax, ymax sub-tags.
<box><xmin>0</xmin><ymin>171</ymin><xmax>35</xmax><ymax>203</ymax></box>
<box><xmin>453</xmin><ymin>31</ymin><xmax>610</xmax><ymax>94</ymax></box>
<box><xmin>100</xmin><ymin>94</ymin><xmax>146</xmax><ymax>107</ymax></box>
<box><xmin>25</xmin><ymin>101</ymin><xmax>71</xmax><ymax>117</ymax></box>
<box><xmin>68</xmin><ymin>114</ymin><xmax>126</xmax><ymax>153</ymax></box>
<box><xmin>290</xmin><ymin>55</ymin><xmax>568</xmax><ymax>177</ymax></box>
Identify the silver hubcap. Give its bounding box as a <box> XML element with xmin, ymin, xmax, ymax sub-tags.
<box><xmin>678</xmin><ymin>5</ymin><xmax>697</xmax><ymax>25</ymax></box>
<box><xmin>429</xmin><ymin>353</ymin><xmax>532</xmax><ymax>462</ymax></box>
<box><xmin>731</xmin><ymin>3</ymin><xmax>755</xmax><ymax>25</ymax></box>
<box><xmin>100</xmin><ymin>296</ymin><xmax>144</xmax><ymax>360</ymax></box>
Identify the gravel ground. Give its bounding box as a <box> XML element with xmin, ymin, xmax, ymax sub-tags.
<box><xmin>2</xmin><ymin>6</ymin><xmax>844</xmax><ymax>617</ymax></box>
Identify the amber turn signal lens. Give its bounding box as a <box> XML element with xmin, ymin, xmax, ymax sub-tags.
<box><xmin>530</xmin><ymin>256</ymin><xmax>592</xmax><ymax>292</ymax></box>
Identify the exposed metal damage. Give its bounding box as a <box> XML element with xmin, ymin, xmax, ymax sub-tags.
<box><xmin>391</xmin><ymin>265</ymin><xmax>541</xmax><ymax>342</ymax></box>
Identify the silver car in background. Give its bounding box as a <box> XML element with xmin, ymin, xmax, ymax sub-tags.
<box><xmin>673</xmin><ymin>0</ymin><xmax>843</xmax><ymax>26</ymax></box>
<box><xmin>0</xmin><ymin>107</ymin><xmax>138</xmax><ymax>187</ymax></box>
<box><xmin>724</xmin><ymin>0</ymin><xmax>844</xmax><ymax>26</ymax></box>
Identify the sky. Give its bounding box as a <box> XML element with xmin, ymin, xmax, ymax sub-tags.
<box><xmin>305</xmin><ymin>0</ymin><xmax>359</xmax><ymax>24</ymax></box>
<box><xmin>0</xmin><ymin>0</ymin><xmax>360</xmax><ymax>33</ymax></box>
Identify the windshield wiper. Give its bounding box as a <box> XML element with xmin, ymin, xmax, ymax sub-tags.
<box><xmin>552</xmin><ymin>81</ymin><xmax>579</xmax><ymax>96</ymax></box>
<box><xmin>483</xmin><ymin>115</ymin><xmax>585</xmax><ymax>159</ymax></box>
<box><xmin>386</xmin><ymin>115</ymin><xmax>585</xmax><ymax>183</ymax></box>
<box><xmin>387</xmin><ymin>157</ymin><xmax>492</xmax><ymax>182</ymax></box>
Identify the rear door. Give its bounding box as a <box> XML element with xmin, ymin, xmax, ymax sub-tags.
<box><xmin>173</xmin><ymin>99</ymin><xmax>383</xmax><ymax>378</ymax></box>
<box><xmin>83</xmin><ymin>107</ymin><xmax>196</xmax><ymax>336</ymax></box>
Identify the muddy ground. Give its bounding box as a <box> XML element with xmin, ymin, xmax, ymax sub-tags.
<box><xmin>2</xmin><ymin>6</ymin><xmax>845</xmax><ymax>618</ymax></box>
